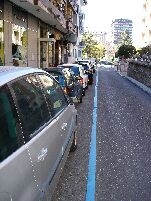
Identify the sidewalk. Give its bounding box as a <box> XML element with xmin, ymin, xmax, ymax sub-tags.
<box><xmin>117</xmin><ymin>70</ymin><xmax>151</xmax><ymax>96</ymax></box>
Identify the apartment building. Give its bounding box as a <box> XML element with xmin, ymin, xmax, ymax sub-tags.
<box><xmin>111</xmin><ymin>18</ymin><xmax>133</xmax><ymax>45</ymax></box>
<box><xmin>0</xmin><ymin>0</ymin><xmax>87</xmax><ymax>67</ymax></box>
<box><xmin>141</xmin><ymin>0</ymin><xmax>151</xmax><ymax>47</ymax></box>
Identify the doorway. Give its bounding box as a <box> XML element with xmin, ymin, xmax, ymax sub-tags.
<box><xmin>39</xmin><ymin>38</ymin><xmax>56</xmax><ymax>68</ymax></box>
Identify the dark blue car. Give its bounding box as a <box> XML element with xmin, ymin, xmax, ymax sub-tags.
<box><xmin>43</xmin><ymin>67</ymin><xmax>83</xmax><ymax>103</ymax></box>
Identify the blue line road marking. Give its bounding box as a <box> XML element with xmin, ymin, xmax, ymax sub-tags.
<box><xmin>86</xmin><ymin>70</ymin><xmax>98</xmax><ymax>201</ymax></box>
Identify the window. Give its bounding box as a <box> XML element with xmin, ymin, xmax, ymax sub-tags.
<box><xmin>12</xmin><ymin>7</ymin><xmax>28</xmax><ymax>67</ymax></box>
<box><xmin>0</xmin><ymin>85</ymin><xmax>23</xmax><ymax>162</ymax></box>
<box><xmin>0</xmin><ymin>20</ymin><xmax>4</xmax><ymax>66</ymax></box>
<box><xmin>12</xmin><ymin>24</ymin><xmax>27</xmax><ymax>66</ymax></box>
<box><xmin>11</xmin><ymin>75</ymin><xmax>50</xmax><ymax>141</ymax></box>
<box><xmin>38</xmin><ymin>74</ymin><xmax>67</xmax><ymax>116</ymax></box>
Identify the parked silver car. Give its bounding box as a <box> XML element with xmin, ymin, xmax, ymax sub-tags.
<box><xmin>0</xmin><ymin>66</ymin><xmax>77</xmax><ymax>201</ymax></box>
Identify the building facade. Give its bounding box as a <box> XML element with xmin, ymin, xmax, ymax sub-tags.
<box><xmin>141</xmin><ymin>0</ymin><xmax>151</xmax><ymax>47</ymax></box>
<box><xmin>111</xmin><ymin>18</ymin><xmax>133</xmax><ymax>45</ymax></box>
<box><xmin>0</xmin><ymin>0</ymin><xmax>87</xmax><ymax>67</ymax></box>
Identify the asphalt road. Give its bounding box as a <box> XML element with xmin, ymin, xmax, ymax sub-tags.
<box><xmin>52</xmin><ymin>67</ymin><xmax>151</xmax><ymax>201</ymax></box>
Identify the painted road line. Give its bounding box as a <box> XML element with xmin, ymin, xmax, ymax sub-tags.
<box><xmin>86</xmin><ymin>70</ymin><xmax>98</xmax><ymax>201</ymax></box>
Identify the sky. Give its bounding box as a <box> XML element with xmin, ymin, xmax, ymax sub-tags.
<box><xmin>82</xmin><ymin>0</ymin><xmax>144</xmax><ymax>46</ymax></box>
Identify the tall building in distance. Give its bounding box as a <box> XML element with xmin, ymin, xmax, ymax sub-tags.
<box><xmin>93</xmin><ymin>32</ymin><xmax>107</xmax><ymax>45</ymax></box>
<box><xmin>111</xmin><ymin>18</ymin><xmax>133</xmax><ymax>45</ymax></box>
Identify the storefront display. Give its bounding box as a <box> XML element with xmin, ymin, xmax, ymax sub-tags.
<box><xmin>12</xmin><ymin>7</ymin><xmax>27</xmax><ymax>66</ymax></box>
<box><xmin>0</xmin><ymin>2</ymin><xmax>4</xmax><ymax>66</ymax></box>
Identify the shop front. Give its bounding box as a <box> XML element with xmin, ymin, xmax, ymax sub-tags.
<box><xmin>39</xmin><ymin>37</ymin><xmax>56</xmax><ymax>68</ymax></box>
<box><xmin>0</xmin><ymin>1</ymin><xmax>4</xmax><ymax>66</ymax></box>
<box><xmin>12</xmin><ymin>6</ymin><xmax>28</xmax><ymax>66</ymax></box>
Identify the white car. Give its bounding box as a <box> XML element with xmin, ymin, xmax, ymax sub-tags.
<box><xmin>0</xmin><ymin>66</ymin><xmax>77</xmax><ymax>201</ymax></box>
<box><xmin>100</xmin><ymin>61</ymin><xmax>114</xmax><ymax>68</ymax></box>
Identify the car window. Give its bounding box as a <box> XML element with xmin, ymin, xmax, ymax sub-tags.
<box><xmin>47</xmin><ymin>71</ymin><xmax>62</xmax><ymax>81</ymax></box>
<box><xmin>70</xmin><ymin>66</ymin><xmax>80</xmax><ymax>76</ymax></box>
<box><xmin>47</xmin><ymin>71</ymin><xmax>66</xmax><ymax>87</ymax></box>
<box><xmin>62</xmin><ymin>70</ymin><xmax>74</xmax><ymax>86</ymax></box>
<box><xmin>38</xmin><ymin>74</ymin><xmax>68</xmax><ymax>116</ymax></box>
<box><xmin>11</xmin><ymin>75</ymin><xmax>50</xmax><ymax>141</ymax></box>
<box><xmin>0</xmin><ymin>85</ymin><xmax>23</xmax><ymax>162</ymax></box>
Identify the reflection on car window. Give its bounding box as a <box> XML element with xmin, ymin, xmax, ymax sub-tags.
<box><xmin>38</xmin><ymin>74</ymin><xmax>67</xmax><ymax>116</ymax></box>
<box><xmin>12</xmin><ymin>75</ymin><xmax>50</xmax><ymax>141</ymax></box>
<box><xmin>0</xmin><ymin>85</ymin><xmax>23</xmax><ymax>162</ymax></box>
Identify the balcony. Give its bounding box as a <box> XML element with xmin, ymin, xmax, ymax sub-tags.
<box><xmin>67</xmin><ymin>33</ymin><xmax>77</xmax><ymax>43</ymax></box>
<box><xmin>9</xmin><ymin>0</ymin><xmax>35</xmax><ymax>12</ymax></box>
<box><xmin>66</xmin><ymin>20</ymin><xmax>77</xmax><ymax>34</ymax></box>
<box><xmin>10</xmin><ymin>0</ymin><xmax>67</xmax><ymax>33</ymax></box>
<box><xmin>47</xmin><ymin>1</ymin><xmax>66</xmax><ymax>28</ymax></box>
<box><xmin>79</xmin><ymin>41</ymin><xmax>85</xmax><ymax>48</ymax></box>
<box><xmin>80</xmin><ymin>0</ymin><xmax>87</xmax><ymax>6</ymax></box>
<box><xmin>68</xmin><ymin>0</ymin><xmax>78</xmax><ymax>12</ymax></box>
<box><xmin>79</xmin><ymin>11</ymin><xmax>85</xmax><ymax>20</ymax></box>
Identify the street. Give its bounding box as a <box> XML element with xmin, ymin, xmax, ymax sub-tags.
<box><xmin>52</xmin><ymin>67</ymin><xmax>151</xmax><ymax>201</ymax></box>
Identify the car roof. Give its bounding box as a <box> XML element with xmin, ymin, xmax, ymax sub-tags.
<box><xmin>58</xmin><ymin>63</ymin><xmax>81</xmax><ymax>67</ymax></box>
<box><xmin>43</xmin><ymin>67</ymin><xmax>64</xmax><ymax>72</ymax></box>
<box><xmin>78</xmin><ymin>60</ymin><xmax>90</xmax><ymax>62</ymax></box>
<box><xmin>0</xmin><ymin>66</ymin><xmax>46</xmax><ymax>86</ymax></box>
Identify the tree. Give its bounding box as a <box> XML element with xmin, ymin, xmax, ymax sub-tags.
<box><xmin>116</xmin><ymin>31</ymin><xmax>136</xmax><ymax>59</ymax></box>
<box><xmin>137</xmin><ymin>45</ymin><xmax>151</xmax><ymax>56</ymax></box>
<box><xmin>120</xmin><ymin>30</ymin><xmax>133</xmax><ymax>46</ymax></box>
<box><xmin>81</xmin><ymin>33</ymin><xmax>105</xmax><ymax>60</ymax></box>
<box><xmin>116</xmin><ymin>44</ymin><xmax>136</xmax><ymax>59</ymax></box>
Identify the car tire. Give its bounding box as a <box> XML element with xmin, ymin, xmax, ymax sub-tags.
<box><xmin>70</xmin><ymin>132</ymin><xmax>77</xmax><ymax>152</ymax></box>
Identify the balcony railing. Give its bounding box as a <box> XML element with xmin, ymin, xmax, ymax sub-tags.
<box><xmin>34</xmin><ymin>0</ymin><xmax>66</xmax><ymax>28</ymax></box>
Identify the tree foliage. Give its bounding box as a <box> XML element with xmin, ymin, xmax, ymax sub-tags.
<box><xmin>120</xmin><ymin>30</ymin><xmax>133</xmax><ymax>46</ymax></box>
<box><xmin>82</xmin><ymin>33</ymin><xmax>105</xmax><ymax>60</ymax></box>
<box><xmin>137</xmin><ymin>45</ymin><xmax>151</xmax><ymax>56</ymax></box>
<box><xmin>116</xmin><ymin>44</ymin><xmax>136</xmax><ymax>59</ymax></box>
<box><xmin>116</xmin><ymin>31</ymin><xmax>136</xmax><ymax>59</ymax></box>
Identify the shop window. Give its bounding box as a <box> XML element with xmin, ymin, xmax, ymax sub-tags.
<box><xmin>12</xmin><ymin>24</ymin><xmax>27</xmax><ymax>66</ymax></box>
<box><xmin>0</xmin><ymin>20</ymin><xmax>4</xmax><ymax>66</ymax></box>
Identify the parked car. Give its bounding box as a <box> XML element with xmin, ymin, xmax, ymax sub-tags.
<box><xmin>61</xmin><ymin>64</ymin><xmax>88</xmax><ymax>93</ymax></box>
<box><xmin>58</xmin><ymin>64</ymin><xmax>86</xmax><ymax>98</ymax></box>
<box><xmin>80</xmin><ymin>63</ymin><xmax>93</xmax><ymax>85</ymax></box>
<box><xmin>100</xmin><ymin>61</ymin><xmax>114</xmax><ymax>68</ymax></box>
<box><xmin>0</xmin><ymin>66</ymin><xmax>77</xmax><ymax>201</ymax></box>
<box><xmin>77</xmin><ymin>60</ymin><xmax>95</xmax><ymax>73</ymax></box>
<box><xmin>44</xmin><ymin>67</ymin><xmax>83</xmax><ymax>103</ymax></box>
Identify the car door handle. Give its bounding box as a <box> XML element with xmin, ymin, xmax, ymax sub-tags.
<box><xmin>37</xmin><ymin>148</ymin><xmax>48</xmax><ymax>162</ymax></box>
<box><xmin>61</xmin><ymin>123</ymin><xmax>67</xmax><ymax>130</ymax></box>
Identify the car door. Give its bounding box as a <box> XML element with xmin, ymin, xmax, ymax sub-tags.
<box><xmin>38</xmin><ymin>74</ymin><xmax>76</xmax><ymax>156</ymax></box>
<box><xmin>11</xmin><ymin>75</ymin><xmax>62</xmax><ymax>200</ymax></box>
<box><xmin>0</xmin><ymin>84</ymin><xmax>38</xmax><ymax>201</ymax></box>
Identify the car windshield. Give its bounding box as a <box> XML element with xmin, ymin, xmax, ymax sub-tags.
<box><xmin>82</xmin><ymin>64</ymin><xmax>89</xmax><ymax>70</ymax></box>
<box><xmin>70</xmin><ymin>66</ymin><xmax>80</xmax><ymax>76</ymax></box>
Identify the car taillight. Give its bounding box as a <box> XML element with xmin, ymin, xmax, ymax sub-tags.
<box><xmin>80</xmin><ymin>78</ymin><xmax>83</xmax><ymax>85</ymax></box>
<box><xmin>64</xmin><ymin>87</ymin><xmax>69</xmax><ymax>94</ymax></box>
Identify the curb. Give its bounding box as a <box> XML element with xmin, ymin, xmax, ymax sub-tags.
<box><xmin>117</xmin><ymin>71</ymin><xmax>151</xmax><ymax>96</ymax></box>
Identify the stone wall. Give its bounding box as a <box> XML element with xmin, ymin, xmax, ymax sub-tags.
<box><xmin>127</xmin><ymin>61</ymin><xmax>151</xmax><ymax>88</ymax></box>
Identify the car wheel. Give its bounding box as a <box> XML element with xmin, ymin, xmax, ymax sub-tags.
<box><xmin>70</xmin><ymin>132</ymin><xmax>77</xmax><ymax>152</ymax></box>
